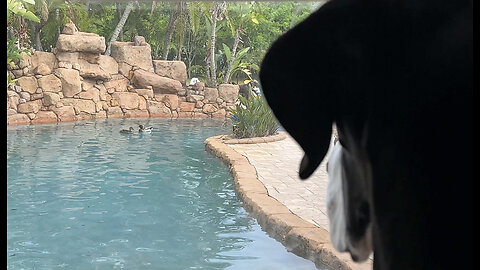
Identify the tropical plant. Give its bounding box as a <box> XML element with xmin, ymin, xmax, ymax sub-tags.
<box><xmin>7</xmin><ymin>0</ymin><xmax>39</xmax><ymax>87</ymax></box>
<box><xmin>7</xmin><ymin>38</ymin><xmax>24</xmax><ymax>87</ymax></box>
<box><xmin>7</xmin><ymin>0</ymin><xmax>40</xmax><ymax>23</ymax></box>
<box><xmin>230</xmin><ymin>94</ymin><xmax>279</xmax><ymax>138</ymax></box>
<box><xmin>221</xmin><ymin>1</ymin><xmax>258</xmax><ymax>83</ymax></box>
<box><xmin>219</xmin><ymin>44</ymin><xmax>259</xmax><ymax>84</ymax></box>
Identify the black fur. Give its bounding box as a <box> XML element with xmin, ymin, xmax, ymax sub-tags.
<box><xmin>260</xmin><ymin>0</ymin><xmax>472</xmax><ymax>269</ymax></box>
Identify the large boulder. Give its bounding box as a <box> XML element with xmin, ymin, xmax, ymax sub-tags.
<box><xmin>155</xmin><ymin>94</ymin><xmax>179</xmax><ymax>110</ymax></box>
<box><xmin>31</xmin><ymin>51</ymin><xmax>57</xmax><ymax>71</ymax></box>
<box><xmin>31</xmin><ymin>111</ymin><xmax>58</xmax><ymax>124</ymax></box>
<box><xmin>43</xmin><ymin>92</ymin><xmax>61</xmax><ymax>106</ymax></box>
<box><xmin>178</xmin><ymin>101</ymin><xmax>195</xmax><ymax>112</ymax></box>
<box><xmin>7</xmin><ymin>91</ymin><xmax>20</xmax><ymax>111</ymax></box>
<box><xmin>79</xmin><ymin>52</ymin><xmax>100</xmax><ymax>64</ymax></box>
<box><xmin>33</xmin><ymin>63</ymin><xmax>52</xmax><ymax>75</ymax></box>
<box><xmin>61</xmin><ymin>98</ymin><xmax>96</xmax><ymax>114</ymax></box>
<box><xmin>56</xmin><ymin>33</ymin><xmax>106</xmax><ymax>54</ymax></box>
<box><xmin>18</xmin><ymin>52</ymin><xmax>31</xmax><ymax>69</ymax></box>
<box><xmin>131</xmin><ymin>69</ymin><xmax>182</xmax><ymax>94</ymax></box>
<box><xmin>56</xmin><ymin>52</ymin><xmax>79</xmax><ymax>64</ymax></box>
<box><xmin>104</xmin><ymin>76</ymin><xmax>129</xmax><ymax>92</ymax></box>
<box><xmin>111</xmin><ymin>41</ymin><xmax>154</xmax><ymax>72</ymax></box>
<box><xmin>134</xmin><ymin>88</ymin><xmax>154</xmax><ymax>99</ymax></box>
<box><xmin>17</xmin><ymin>100</ymin><xmax>42</xmax><ymax>114</ymax></box>
<box><xmin>16</xmin><ymin>76</ymin><xmax>38</xmax><ymax>94</ymax></box>
<box><xmin>107</xmin><ymin>107</ymin><xmax>124</xmax><ymax>118</ymax></box>
<box><xmin>204</xmin><ymin>87</ymin><xmax>219</xmax><ymax>103</ymax></box>
<box><xmin>111</xmin><ymin>92</ymin><xmax>140</xmax><ymax>110</ymax></box>
<box><xmin>98</xmin><ymin>55</ymin><xmax>119</xmax><ymax>75</ymax></box>
<box><xmin>7</xmin><ymin>113</ymin><xmax>31</xmax><ymax>125</ymax></box>
<box><xmin>54</xmin><ymin>68</ymin><xmax>82</xmax><ymax>97</ymax></box>
<box><xmin>37</xmin><ymin>74</ymin><xmax>62</xmax><ymax>93</ymax></box>
<box><xmin>218</xmin><ymin>84</ymin><xmax>240</xmax><ymax>103</ymax></box>
<box><xmin>52</xmin><ymin>106</ymin><xmax>76</xmax><ymax>122</ymax></box>
<box><xmin>147</xmin><ymin>100</ymin><xmax>171</xmax><ymax>117</ymax></box>
<box><xmin>76</xmin><ymin>58</ymin><xmax>112</xmax><ymax>81</ymax></box>
<box><xmin>78</xmin><ymin>88</ymin><xmax>100</xmax><ymax>102</ymax></box>
<box><xmin>152</xmin><ymin>60</ymin><xmax>187</xmax><ymax>86</ymax></box>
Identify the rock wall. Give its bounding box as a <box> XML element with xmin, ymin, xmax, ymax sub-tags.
<box><xmin>7</xmin><ymin>24</ymin><xmax>239</xmax><ymax>126</ymax></box>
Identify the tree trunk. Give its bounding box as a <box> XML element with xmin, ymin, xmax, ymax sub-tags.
<box><xmin>223</xmin><ymin>27</ymin><xmax>241</xmax><ymax>83</ymax></box>
<box><xmin>56</xmin><ymin>8</ymin><xmax>60</xmax><ymax>35</ymax></box>
<box><xmin>175</xmin><ymin>2</ymin><xmax>187</xmax><ymax>61</ymax></box>
<box><xmin>208</xmin><ymin>3</ymin><xmax>218</xmax><ymax>87</ymax></box>
<box><xmin>163</xmin><ymin>2</ymin><xmax>181</xmax><ymax>60</ymax></box>
<box><xmin>150</xmin><ymin>1</ymin><xmax>156</xmax><ymax>16</ymax></box>
<box><xmin>105</xmin><ymin>1</ymin><xmax>134</xmax><ymax>56</ymax></box>
<box><xmin>32</xmin><ymin>0</ymin><xmax>48</xmax><ymax>51</ymax></box>
<box><xmin>185</xmin><ymin>30</ymin><xmax>196</xmax><ymax>79</ymax></box>
<box><xmin>34</xmin><ymin>24</ymin><xmax>43</xmax><ymax>51</ymax></box>
<box><xmin>205</xmin><ymin>51</ymin><xmax>212</xmax><ymax>86</ymax></box>
<box><xmin>115</xmin><ymin>2</ymin><xmax>124</xmax><ymax>41</ymax></box>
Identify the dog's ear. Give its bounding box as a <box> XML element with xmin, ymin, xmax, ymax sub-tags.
<box><xmin>260</xmin><ymin>5</ymin><xmax>343</xmax><ymax>179</ymax></box>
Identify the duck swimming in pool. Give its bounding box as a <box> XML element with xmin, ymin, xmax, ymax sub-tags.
<box><xmin>139</xmin><ymin>125</ymin><xmax>153</xmax><ymax>133</ymax></box>
<box><xmin>120</xmin><ymin>127</ymin><xmax>135</xmax><ymax>134</ymax></box>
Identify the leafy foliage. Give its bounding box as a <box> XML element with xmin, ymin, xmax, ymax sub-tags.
<box><xmin>6</xmin><ymin>1</ymin><xmax>321</xmax><ymax>82</ymax></box>
<box><xmin>7</xmin><ymin>0</ymin><xmax>38</xmax><ymax>87</ymax></box>
<box><xmin>7</xmin><ymin>38</ymin><xmax>22</xmax><ymax>87</ymax></box>
<box><xmin>7</xmin><ymin>0</ymin><xmax>40</xmax><ymax>23</ymax></box>
<box><xmin>230</xmin><ymin>95</ymin><xmax>279</xmax><ymax>139</ymax></box>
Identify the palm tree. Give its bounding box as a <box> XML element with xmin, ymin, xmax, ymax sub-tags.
<box><xmin>208</xmin><ymin>2</ymin><xmax>218</xmax><ymax>87</ymax></box>
<box><xmin>183</xmin><ymin>1</ymin><xmax>203</xmax><ymax>77</ymax></box>
<box><xmin>222</xmin><ymin>2</ymin><xmax>258</xmax><ymax>84</ymax></box>
<box><xmin>105</xmin><ymin>0</ymin><xmax>134</xmax><ymax>56</ymax></box>
<box><xmin>174</xmin><ymin>2</ymin><xmax>188</xmax><ymax>61</ymax></box>
<box><xmin>162</xmin><ymin>2</ymin><xmax>183</xmax><ymax>60</ymax></box>
<box><xmin>207</xmin><ymin>1</ymin><xmax>226</xmax><ymax>87</ymax></box>
<box><xmin>115</xmin><ymin>1</ymin><xmax>124</xmax><ymax>41</ymax></box>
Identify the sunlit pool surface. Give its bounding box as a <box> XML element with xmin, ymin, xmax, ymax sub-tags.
<box><xmin>7</xmin><ymin>118</ymin><xmax>320</xmax><ymax>269</ymax></box>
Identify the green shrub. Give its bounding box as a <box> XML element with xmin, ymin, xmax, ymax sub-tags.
<box><xmin>230</xmin><ymin>95</ymin><xmax>279</xmax><ymax>138</ymax></box>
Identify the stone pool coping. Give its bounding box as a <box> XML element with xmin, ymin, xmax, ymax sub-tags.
<box><xmin>205</xmin><ymin>135</ymin><xmax>372</xmax><ymax>270</ymax></box>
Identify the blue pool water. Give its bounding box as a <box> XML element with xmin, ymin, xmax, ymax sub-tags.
<box><xmin>7</xmin><ymin>119</ymin><xmax>320</xmax><ymax>270</ymax></box>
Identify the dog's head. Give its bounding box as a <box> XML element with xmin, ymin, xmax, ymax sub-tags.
<box><xmin>260</xmin><ymin>0</ymin><xmax>376</xmax><ymax>262</ymax></box>
<box><xmin>259</xmin><ymin>0</ymin><xmax>373</xmax><ymax>180</ymax></box>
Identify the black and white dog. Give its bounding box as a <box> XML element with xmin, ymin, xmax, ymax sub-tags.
<box><xmin>260</xmin><ymin>0</ymin><xmax>472</xmax><ymax>269</ymax></box>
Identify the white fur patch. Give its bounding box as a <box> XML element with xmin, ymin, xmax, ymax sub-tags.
<box><xmin>326</xmin><ymin>142</ymin><xmax>373</xmax><ymax>262</ymax></box>
<box><xmin>326</xmin><ymin>142</ymin><xmax>348</xmax><ymax>252</ymax></box>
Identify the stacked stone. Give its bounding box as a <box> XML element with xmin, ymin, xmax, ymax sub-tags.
<box><xmin>177</xmin><ymin>83</ymin><xmax>239</xmax><ymax>119</ymax></box>
<box><xmin>7</xmin><ymin>23</ymin><xmax>239</xmax><ymax>126</ymax></box>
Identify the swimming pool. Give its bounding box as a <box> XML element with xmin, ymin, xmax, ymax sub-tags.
<box><xmin>7</xmin><ymin>118</ymin><xmax>320</xmax><ymax>269</ymax></box>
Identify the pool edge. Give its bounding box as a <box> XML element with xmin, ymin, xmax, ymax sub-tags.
<box><xmin>204</xmin><ymin>135</ymin><xmax>372</xmax><ymax>270</ymax></box>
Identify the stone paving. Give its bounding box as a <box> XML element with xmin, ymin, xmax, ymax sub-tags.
<box><xmin>228</xmin><ymin>133</ymin><xmax>374</xmax><ymax>267</ymax></box>
<box><xmin>229</xmin><ymin>134</ymin><xmax>333</xmax><ymax>230</ymax></box>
